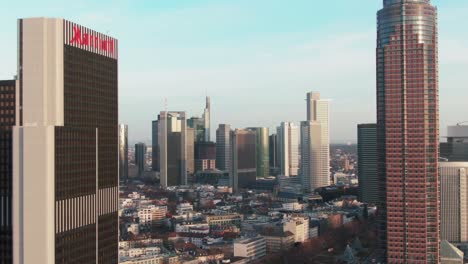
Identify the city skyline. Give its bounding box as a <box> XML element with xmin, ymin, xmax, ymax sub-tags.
<box><xmin>0</xmin><ymin>0</ymin><xmax>466</xmax><ymax>143</ymax></box>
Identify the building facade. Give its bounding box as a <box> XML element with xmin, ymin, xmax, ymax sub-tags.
<box><xmin>158</xmin><ymin>111</ymin><xmax>188</xmax><ymax>187</ymax></box>
<box><xmin>440</xmin><ymin>125</ymin><xmax>468</xmax><ymax>162</ymax></box>
<box><xmin>194</xmin><ymin>141</ymin><xmax>216</xmax><ymax>172</ymax></box>
<box><xmin>119</xmin><ymin>124</ymin><xmax>129</xmax><ymax>182</ymax></box>
<box><xmin>269</xmin><ymin>134</ymin><xmax>279</xmax><ymax>175</ymax></box>
<box><xmin>283</xmin><ymin>216</ymin><xmax>310</xmax><ymax>243</ymax></box>
<box><xmin>302</xmin><ymin>92</ymin><xmax>330</xmax><ymax>192</ymax></box>
<box><xmin>357</xmin><ymin>124</ymin><xmax>378</xmax><ymax>204</ymax></box>
<box><xmin>13</xmin><ymin>18</ymin><xmax>118</xmax><ymax>263</ymax></box>
<box><xmin>216</xmin><ymin>124</ymin><xmax>231</xmax><ymax>172</ymax></box>
<box><xmin>440</xmin><ymin>162</ymin><xmax>468</xmax><ymax>244</ymax></box>
<box><xmin>135</xmin><ymin>143</ymin><xmax>147</xmax><ymax>178</ymax></box>
<box><xmin>262</xmin><ymin>231</ymin><xmax>294</xmax><ymax>254</ymax></box>
<box><xmin>152</xmin><ymin>120</ymin><xmax>159</xmax><ymax>171</ymax></box>
<box><xmin>248</xmin><ymin>127</ymin><xmax>269</xmax><ymax>178</ymax></box>
<box><xmin>231</xmin><ymin>129</ymin><xmax>257</xmax><ymax>192</ymax></box>
<box><xmin>377</xmin><ymin>0</ymin><xmax>440</xmax><ymax>262</ymax></box>
<box><xmin>0</xmin><ymin>80</ymin><xmax>16</xmax><ymax>264</ymax></box>
<box><xmin>233</xmin><ymin>236</ymin><xmax>266</xmax><ymax>262</ymax></box>
<box><xmin>276</xmin><ymin>122</ymin><xmax>299</xmax><ymax>176</ymax></box>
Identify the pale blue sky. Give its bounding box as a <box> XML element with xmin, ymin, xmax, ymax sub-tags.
<box><xmin>0</xmin><ymin>0</ymin><xmax>467</xmax><ymax>143</ymax></box>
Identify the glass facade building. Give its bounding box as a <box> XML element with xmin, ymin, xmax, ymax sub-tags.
<box><xmin>249</xmin><ymin>127</ymin><xmax>269</xmax><ymax>178</ymax></box>
<box><xmin>357</xmin><ymin>124</ymin><xmax>378</xmax><ymax>204</ymax></box>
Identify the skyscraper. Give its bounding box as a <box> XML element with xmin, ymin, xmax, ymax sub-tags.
<box><xmin>135</xmin><ymin>143</ymin><xmax>147</xmax><ymax>178</ymax></box>
<box><xmin>357</xmin><ymin>124</ymin><xmax>378</xmax><ymax>204</ymax></box>
<box><xmin>301</xmin><ymin>92</ymin><xmax>330</xmax><ymax>192</ymax></box>
<box><xmin>269</xmin><ymin>134</ymin><xmax>279</xmax><ymax>176</ymax></box>
<box><xmin>231</xmin><ymin>129</ymin><xmax>256</xmax><ymax>192</ymax></box>
<box><xmin>248</xmin><ymin>127</ymin><xmax>269</xmax><ymax>178</ymax></box>
<box><xmin>276</xmin><ymin>122</ymin><xmax>299</xmax><ymax>176</ymax></box>
<box><xmin>158</xmin><ymin>111</ymin><xmax>188</xmax><ymax>187</ymax></box>
<box><xmin>119</xmin><ymin>124</ymin><xmax>129</xmax><ymax>182</ymax></box>
<box><xmin>377</xmin><ymin>1</ymin><xmax>439</xmax><ymax>262</ymax></box>
<box><xmin>440</xmin><ymin>162</ymin><xmax>468</xmax><ymax>247</ymax></box>
<box><xmin>152</xmin><ymin>120</ymin><xmax>160</xmax><ymax>171</ymax></box>
<box><xmin>187</xmin><ymin>127</ymin><xmax>195</xmax><ymax>176</ymax></box>
<box><xmin>203</xmin><ymin>96</ymin><xmax>211</xmax><ymax>142</ymax></box>
<box><xmin>0</xmin><ymin>79</ymin><xmax>16</xmax><ymax>264</ymax></box>
<box><xmin>216</xmin><ymin>124</ymin><xmax>231</xmax><ymax>172</ymax></box>
<box><xmin>300</xmin><ymin>121</ymin><xmax>323</xmax><ymax>192</ymax></box>
<box><xmin>13</xmin><ymin>18</ymin><xmax>118</xmax><ymax>263</ymax></box>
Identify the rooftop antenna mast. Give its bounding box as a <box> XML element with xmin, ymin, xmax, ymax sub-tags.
<box><xmin>164</xmin><ymin>97</ymin><xmax>168</xmax><ymax>112</ymax></box>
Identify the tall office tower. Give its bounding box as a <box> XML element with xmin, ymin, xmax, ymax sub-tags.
<box><xmin>13</xmin><ymin>18</ymin><xmax>118</xmax><ymax>263</ymax></box>
<box><xmin>119</xmin><ymin>124</ymin><xmax>129</xmax><ymax>182</ymax></box>
<box><xmin>135</xmin><ymin>143</ymin><xmax>147</xmax><ymax>178</ymax></box>
<box><xmin>248</xmin><ymin>127</ymin><xmax>269</xmax><ymax>178</ymax></box>
<box><xmin>440</xmin><ymin>162</ymin><xmax>468</xmax><ymax>250</ymax></box>
<box><xmin>203</xmin><ymin>96</ymin><xmax>211</xmax><ymax>142</ymax></box>
<box><xmin>303</xmin><ymin>92</ymin><xmax>330</xmax><ymax>190</ymax></box>
<box><xmin>441</xmin><ymin>125</ymin><xmax>468</xmax><ymax>161</ymax></box>
<box><xmin>230</xmin><ymin>129</ymin><xmax>256</xmax><ymax>192</ymax></box>
<box><xmin>300</xmin><ymin>121</ymin><xmax>328</xmax><ymax>192</ymax></box>
<box><xmin>187</xmin><ymin>117</ymin><xmax>205</xmax><ymax>142</ymax></box>
<box><xmin>269</xmin><ymin>134</ymin><xmax>279</xmax><ymax>175</ymax></box>
<box><xmin>158</xmin><ymin>111</ymin><xmax>188</xmax><ymax>187</ymax></box>
<box><xmin>357</xmin><ymin>124</ymin><xmax>378</xmax><ymax>204</ymax></box>
<box><xmin>377</xmin><ymin>1</ymin><xmax>439</xmax><ymax>262</ymax></box>
<box><xmin>276</xmin><ymin>122</ymin><xmax>299</xmax><ymax>176</ymax></box>
<box><xmin>216</xmin><ymin>124</ymin><xmax>231</xmax><ymax>172</ymax></box>
<box><xmin>152</xmin><ymin>120</ymin><xmax>160</xmax><ymax>171</ymax></box>
<box><xmin>195</xmin><ymin>142</ymin><xmax>216</xmax><ymax>172</ymax></box>
<box><xmin>0</xmin><ymin>80</ymin><xmax>16</xmax><ymax>264</ymax></box>
<box><xmin>187</xmin><ymin>127</ymin><xmax>195</xmax><ymax>175</ymax></box>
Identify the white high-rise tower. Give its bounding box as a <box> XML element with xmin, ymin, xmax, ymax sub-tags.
<box><xmin>301</xmin><ymin>92</ymin><xmax>330</xmax><ymax>192</ymax></box>
<box><xmin>276</xmin><ymin>122</ymin><xmax>299</xmax><ymax>176</ymax></box>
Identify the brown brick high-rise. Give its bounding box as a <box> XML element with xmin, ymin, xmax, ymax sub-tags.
<box><xmin>377</xmin><ymin>0</ymin><xmax>439</xmax><ymax>263</ymax></box>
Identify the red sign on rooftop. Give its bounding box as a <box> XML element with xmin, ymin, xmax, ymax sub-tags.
<box><xmin>64</xmin><ymin>20</ymin><xmax>118</xmax><ymax>60</ymax></box>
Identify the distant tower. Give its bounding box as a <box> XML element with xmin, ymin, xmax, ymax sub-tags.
<box><xmin>158</xmin><ymin>111</ymin><xmax>188</xmax><ymax>187</ymax></box>
<box><xmin>301</xmin><ymin>92</ymin><xmax>330</xmax><ymax>192</ymax></box>
<box><xmin>276</xmin><ymin>122</ymin><xmax>299</xmax><ymax>176</ymax></box>
<box><xmin>203</xmin><ymin>96</ymin><xmax>211</xmax><ymax>142</ymax></box>
<box><xmin>230</xmin><ymin>129</ymin><xmax>257</xmax><ymax>192</ymax></box>
<box><xmin>357</xmin><ymin>124</ymin><xmax>378</xmax><ymax>204</ymax></box>
<box><xmin>248</xmin><ymin>127</ymin><xmax>270</xmax><ymax>178</ymax></box>
<box><xmin>119</xmin><ymin>124</ymin><xmax>129</xmax><ymax>182</ymax></box>
<box><xmin>216</xmin><ymin>124</ymin><xmax>231</xmax><ymax>172</ymax></box>
<box><xmin>135</xmin><ymin>142</ymin><xmax>147</xmax><ymax>178</ymax></box>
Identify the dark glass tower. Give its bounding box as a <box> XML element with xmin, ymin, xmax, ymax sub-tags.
<box><xmin>377</xmin><ymin>0</ymin><xmax>439</xmax><ymax>262</ymax></box>
<box><xmin>0</xmin><ymin>80</ymin><xmax>15</xmax><ymax>264</ymax></box>
<box><xmin>357</xmin><ymin>124</ymin><xmax>378</xmax><ymax>204</ymax></box>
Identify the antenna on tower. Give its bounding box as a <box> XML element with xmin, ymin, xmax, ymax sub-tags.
<box><xmin>164</xmin><ymin>97</ymin><xmax>168</xmax><ymax>112</ymax></box>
